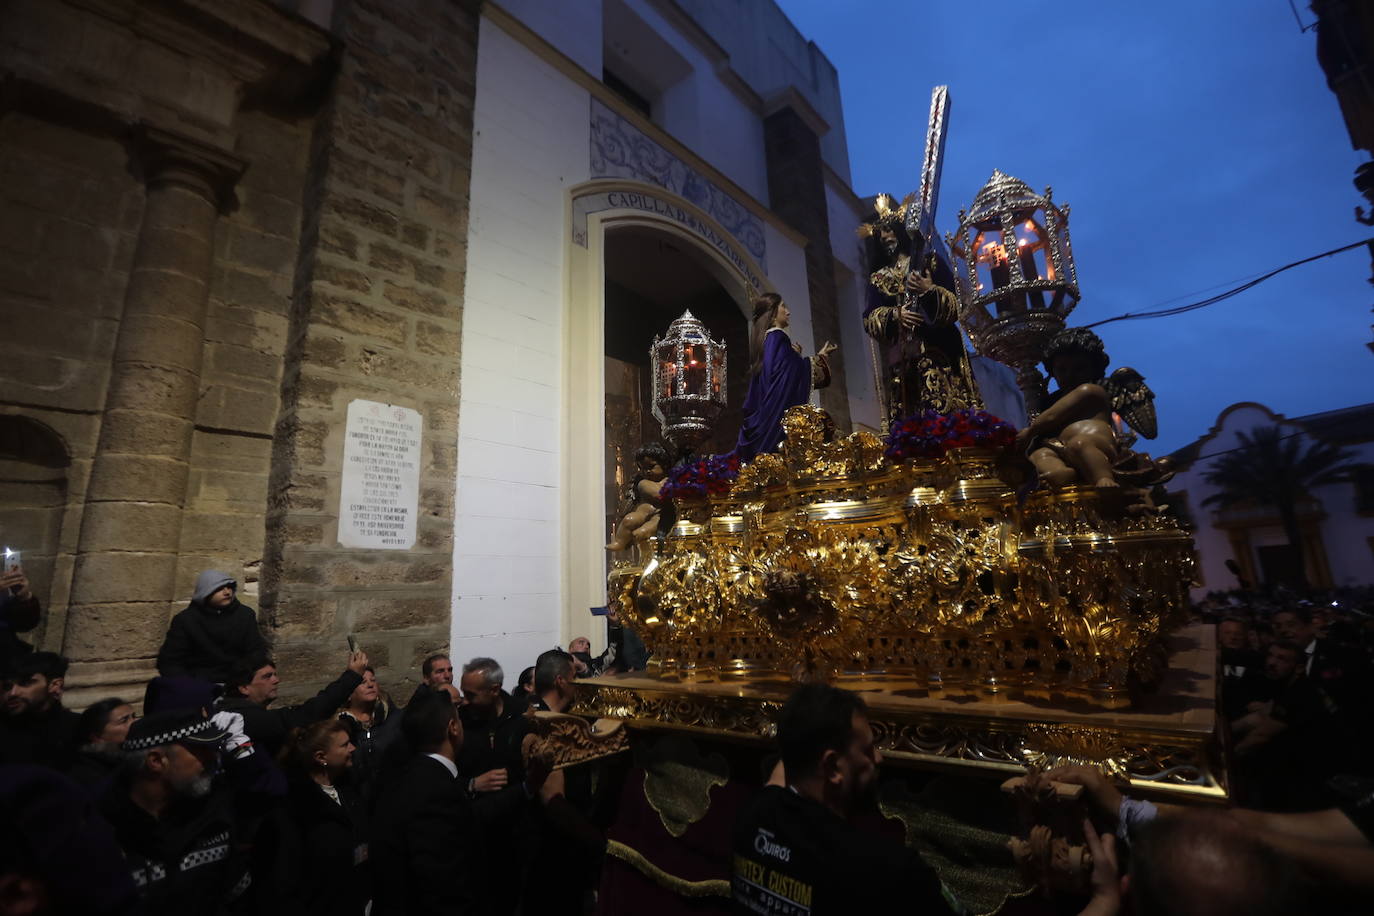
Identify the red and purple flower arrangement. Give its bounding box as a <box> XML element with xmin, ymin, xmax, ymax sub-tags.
<box><xmin>660</xmin><ymin>453</ymin><xmax>742</xmax><ymax>501</ymax></box>
<box><xmin>882</xmin><ymin>408</ymin><xmax>1016</xmax><ymax>462</ymax></box>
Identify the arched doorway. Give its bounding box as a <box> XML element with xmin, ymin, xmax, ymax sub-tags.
<box><xmin>563</xmin><ymin>180</ymin><xmax>775</xmax><ymax>649</ymax></box>
<box><xmin>602</xmin><ymin>226</ymin><xmax>749</xmax><ymax>537</ymax></box>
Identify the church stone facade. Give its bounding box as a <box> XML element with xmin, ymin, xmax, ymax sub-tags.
<box><xmin>2</xmin><ymin>0</ymin><xmax>480</xmax><ymax>704</ymax></box>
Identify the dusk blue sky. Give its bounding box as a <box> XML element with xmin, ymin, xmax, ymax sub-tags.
<box><xmin>776</xmin><ymin>0</ymin><xmax>1374</xmax><ymax>453</ymax></box>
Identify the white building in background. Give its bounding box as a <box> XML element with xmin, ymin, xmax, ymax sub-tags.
<box><xmin>1166</xmin><ymin>402</ymin><xmax>1374</xmax><ymax>598</ymax></box>
<box><xmin>450</xmin><ymin>0</ymin><xmax>1022</xmax><ymax>666</ymax></box>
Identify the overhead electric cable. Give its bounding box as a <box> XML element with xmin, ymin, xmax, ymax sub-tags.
<box><xmin>1082</xmin><ymin>240</ymin><xmax>1371</xmax><ymax>330</ymax></box>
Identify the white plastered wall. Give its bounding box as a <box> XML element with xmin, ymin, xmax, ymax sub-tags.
<box><xmin>496</xmin><ymin>0</ymin><xmax>602</xmax><ymax>75</ymax></box>
<box><xmin>455</xmin><ymin>8</ymin><xmax>827</xmax><ymax>672</ymax></box>
<box><xmin>452</xmin><ymin>18</ymin><xmax>591</xmax><ymax>673</ymax></box>
<box><xmin>824</xmin><ymin>181</ymin><xmax>882</xmax><ymax>431</ymax></box>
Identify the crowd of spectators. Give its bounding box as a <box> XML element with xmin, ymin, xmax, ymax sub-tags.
<box><xmin>1194</xmin><ymin>584</ymin><xmax>1374</xmax><ymax>812</ymax></box>
<box><xmin>0</xmin><ymin>567</ymin><xmax>645</xmax><ymax>915</ymax></box>
<box><xmin>4</xmin><ymin>564</ymin><xmax>1374</xmax><ymax>914</ymax></box>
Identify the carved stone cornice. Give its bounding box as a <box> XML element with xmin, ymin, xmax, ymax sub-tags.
<box><xmin>134</xmin><ymin>125</ymin><xmax>247</xmax><ymax>209</ymax></box>
<box><xmin>2</xmin><ymin>0</ymin><xmax>333</xmax><ymax>143</ymax></box>
<box><xmin>71</xmin><ymin>0</ymin><xmax>334</xmax><ymax>89</ymax></box>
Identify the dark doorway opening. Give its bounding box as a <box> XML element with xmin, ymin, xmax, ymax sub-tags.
<box><xmin>1256</xmin><ymin>543</ymin><xmax>1304</xmax><ymax>587</ymax></box>
<box><xmin>602</xmin><ymin>227</ymin><xmax>748</xmax><ymax>538</ymax></box>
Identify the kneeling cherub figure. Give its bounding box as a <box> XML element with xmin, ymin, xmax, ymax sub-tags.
<box><xmin>1015</xmin><ymin>327</ymin><xmax>1160</xmax><ymax>489</ymax></box>
<box><xmin>606</xmin><ymin>442</ymin><xmax>671</xmax><ymax>551</ymax></box>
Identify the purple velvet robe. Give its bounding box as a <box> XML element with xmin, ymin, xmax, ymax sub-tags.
<box><xmin>733</xmin><ymin>327</ymin><xmax>812</xmax><ymax>462</ymax></box>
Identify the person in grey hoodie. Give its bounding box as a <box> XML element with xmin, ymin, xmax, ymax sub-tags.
<box><xmin>156</xmin><ymin>571</ymin><xmax>267</xmax><ymax>684</ymax></box>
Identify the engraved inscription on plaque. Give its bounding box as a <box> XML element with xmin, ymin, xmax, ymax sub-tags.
<box><xmin>339</xmin><ymin>399</ymin><xmax>422</xmax><ymax>550</ymax></box>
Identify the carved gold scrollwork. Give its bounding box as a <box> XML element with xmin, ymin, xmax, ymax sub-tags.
<box><xmin>524</xmin><ymin>710</ymin><xmax>631</xmax><ymax>770</ymax></box>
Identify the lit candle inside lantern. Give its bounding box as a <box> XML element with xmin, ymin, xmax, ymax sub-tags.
<box><xmin>1017</xmin><ymin>237</ymin><xmax>1040</xmax><ymax>282</ymax></box>
<box><xmin>979</xmin><ymin>240</ymin><xmax>1011</xmax><ymax>290</ymax></box>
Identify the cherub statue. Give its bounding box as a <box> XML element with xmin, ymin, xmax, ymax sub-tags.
<box><xmin>1014</xmin><ymin>327</ymin><xmax>1165</xmax><ymax>489</ymax></box>
<box><xmin>606</xmin><ymin>442</ymin><xmax>671</xmax><ymax>551</ymax></box>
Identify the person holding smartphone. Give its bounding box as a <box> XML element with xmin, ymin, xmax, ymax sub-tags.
<box><xmin>0</xmin><ymin>553</ymin><xmax>41</xmax><ymax>675</ymax></box>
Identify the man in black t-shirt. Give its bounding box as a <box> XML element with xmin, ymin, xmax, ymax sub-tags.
<box><xmin>731</xmin><ymin>684</ymin><xmax>963</xmax><ymax>915</ymax></box>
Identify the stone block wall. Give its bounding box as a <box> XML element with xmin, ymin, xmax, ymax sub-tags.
<box><xmin>0</xmin><ymin>0</ymin><xmax>475</xmax><ymax>706</ymax></box>
<box><xmin>0</xmin><ymin>115</ymin><xmax>143</xmax><ymax>653</ymax></box>
<box><xmin>262</xmin><ymin>0</ymin><xmax>479</xmax><ymax>701</ymax></box>
<box><xmin>0</xmin><ymin>0</ymin><xmax>335</xmax><ymax>704</ymax></box>
<box><xmin>176</xmin><ymin>110</ymin><xmax>315</xmax><ymax>613</ymax></box>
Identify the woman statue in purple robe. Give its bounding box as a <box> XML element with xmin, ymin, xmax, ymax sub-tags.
<box><xmin>733</xmin><ymin>293</ymin><xmax>836</xmax><ymax>462</ymax></box>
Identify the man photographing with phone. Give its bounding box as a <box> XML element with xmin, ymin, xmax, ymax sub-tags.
<box><xmin>216</xmin><ymin>649</ymin><xmax>369</xmax><ymax>759</ymax></box>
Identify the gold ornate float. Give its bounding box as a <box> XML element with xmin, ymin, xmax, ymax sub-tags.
<box><xmin>586</xmin><ymin>401</ymin><xmax>1222</xmax><ymax>802</ymax></box>
<box><xmin>609</xmin><ymin>405</ymin><xmax>1193</xmax><ymax>707</ymax></box>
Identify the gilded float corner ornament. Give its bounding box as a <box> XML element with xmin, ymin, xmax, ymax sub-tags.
<box><xmin>1018</xmin><ymin>724</ymin><xmax>1134</xmax><ymax>780</ymax></box>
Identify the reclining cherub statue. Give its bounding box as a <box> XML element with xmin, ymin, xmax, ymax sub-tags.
<box><xmin>1014</xmin><ymin>327</ymin><xmax>1172</xmax><ymax>493</ymax></box>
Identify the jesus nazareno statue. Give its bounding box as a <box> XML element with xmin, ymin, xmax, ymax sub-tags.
<box><xmin>859</xmin><ymin>194</ymin><xmax>982</xmax><ymax>427</ymax></box>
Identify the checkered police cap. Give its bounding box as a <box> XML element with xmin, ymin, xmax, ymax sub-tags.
<box><xmin>122</xmin><ymin>710</ymin><xmax>228</xmax><ymax>752</ymax></box>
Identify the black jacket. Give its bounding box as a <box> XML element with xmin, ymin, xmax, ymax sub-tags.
<box><xmin>339</xmin><ymin>705</ymin><xmax>402</xmax><ymax>803</ymax></box>
<box><xmin>456</xmin><ymin>692</ymin><xmax>532</xmax><ymax>916</ymax></box>
<box><xmin>217</xmin><ymin>669</ymin><xmax>364</xmax><ymax>760</ymax></box>
<box><xmin>0</xmin><ymin>702</ymin><xmax>81</xmax><ymax>770</ymax></box>
<box><xmin>99</xmin><ymin>780</ymin><xmax>250</xmax><ymax>916</ymax></box>
<box><xmin>0</xmin><ymin>591</ymin><xmax>40</xmax><ymax>674</ymax></box>
<box><xmin>731</xmin><ymin>786</ymin><xmax>960</xmax><ymax>915</ymax></box>
<box><xmin>66</xmin><ymin>744</ymin><xmax>124</xmax><ymax>796</ymax></box>
<box><xmin>266</xmin><ymin>776</ymin><xmax>371</xmax><ymax>916</ymax></box>
<box><xmin>99</xmin><ymin>744</ymin><xmax>283</xmax><ymax>916</ymax></box>
<box><xmin>457</xmin><ymin>691</ymin><xmax>528</xmax><ymax>784</ymax></box>
<box><xmin>370</xmin><ymin>754</ymin><xmax>480</xmax><ymax>916</ymax></box>
<box><xmin>157</xmin><ymin>599</ymin><xmax>267</xmax><ymax>683</ymax></box>
<box><xmin>519</xmin><ymin>698</ymin><xmax>607</xmax><ymax>916</ymax></box>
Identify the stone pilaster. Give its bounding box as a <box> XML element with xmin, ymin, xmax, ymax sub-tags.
<box><xmin>762</xmin><ymin>98</ymin><xmax>851</xmax><ymax>431</ymax></box>
<box><xmin>259</xmin><ymin>0</ymin><xmax>479</xmax><ymax>701</ymax></box>
<box><xmin>65</xmin><ymin>128</ymin><xmax>244</xmax><ymax>666</ymax></box>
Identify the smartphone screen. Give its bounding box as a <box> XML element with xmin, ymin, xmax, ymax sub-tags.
<box><xmin>3</xmin><ymin>549</ymin><xmax>19</xmax><ymax>573</ymax></box>
<box><xmin>347</xmin><ymin>634</ymin><xmax>359</xmax><ymax>653</ymax></box>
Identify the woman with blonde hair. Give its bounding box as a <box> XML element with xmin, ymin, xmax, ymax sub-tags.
<box><xmin>274</xmin><ymin>719</ymin><xmax>369</xmax><ymax>914</ymax></box>
<box><xmin>337</xmin><ymin>665</ymin><xmax>400</xmax><ymax>803</ymax></box>
<box><xmin>734</xmin><ymin>292</ymin><xmax>835</xmax><ymax>461</ymax></box>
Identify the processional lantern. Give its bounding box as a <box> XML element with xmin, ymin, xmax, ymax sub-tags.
<box><xmin>946</xmin><ymin>170</ymin><xmax>1079</xmax><ymax>417</ymax></box>
<box><xmin>650</xmin><ymin>310</ymin><xmax>726</xmax><ymax>452</ymax></box>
